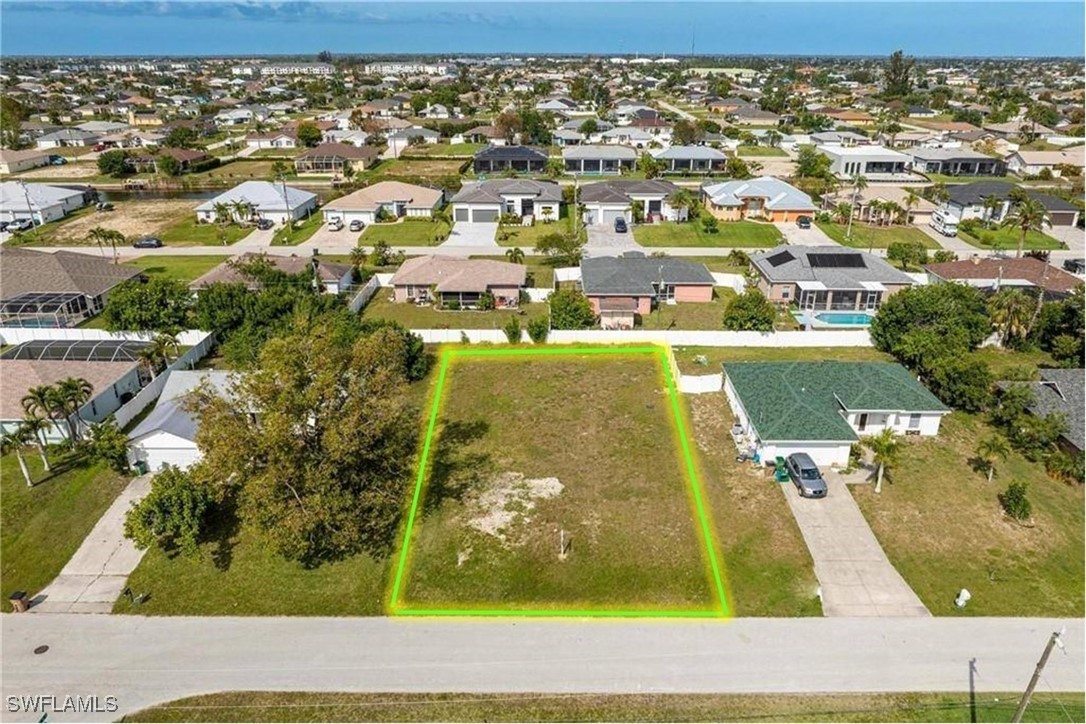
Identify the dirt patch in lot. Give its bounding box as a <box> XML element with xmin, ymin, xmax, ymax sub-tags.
<box><xmin>466</xmin><ymin>472</ymin><xmax>564</xmax><ymax>545</ymax></box>
<box><xmin>17</xmin><ymin>163</ymin><xmax>100</xmax><ymax>179</ymax></box>
<box><xmin>46</xmin><ymin>200</ymin><xmax>197</xmax><ymax>244</ymax></box>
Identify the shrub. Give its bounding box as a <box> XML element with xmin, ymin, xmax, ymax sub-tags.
<box><xmin>928</xmin><ymin>355</ymin><xmax>993</xmax><ymax>412</ymax></box>
<box><xmin>477</xmin><ymin>291</ymin><xmax>495</xmax><ymax>311</ymax></box>
<box><xmin>887</xmin><ymin>239</ymin><xmax>928</xmax><ymax>269</ymax></box>
<box><xmin>124</xmin><ymin>466</ymin><xmax>214</xmax><ymax>556</ymax></box>
<box><xmin>444</xmin><ymin>299</ymin><xmax>461</xmax><ymax>311</ymax></box>
<box><xmin>502</xmin><ymin>317</ymin><xmax>521</xmax><ymax>343</ymax></box>
<box><xmin>527</xmin><ymin>316</ymin><xmax>550</xmax><ymax>343</ymax></box>
<box><xmin>722</xmin><ymin>289</ymin><xmax>776</xmax><ymax>332</ymax></box>
<box><xmin>84</xmin><ymin>417</ymin><xmax>130</xmax><ymax>474</ymax></box>
<box><xmin>932</xmin><ymin>250</ymin><xmax>958</xmax><ymax>263</ymax></box>
<box><xmin>998</xmin><ymin>482</ymin><xmax>1032</xmax><ymax>521</ymax></box>
<box><xmin>549</xmin><ymin>288</ymin><xmax>596</xmax><ymax>329</ymax></box>
<box><xmin>701</xmin><ymin>216</ymin><xmax>719</xmax><ymax>234</ymax></box>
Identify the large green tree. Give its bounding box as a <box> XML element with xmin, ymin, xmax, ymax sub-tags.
<box><xmin>722</xmin><ymin>289</ymin><xmax>776</xmax><ymax>331</ymax></box>
<box><xmin>870</xmin><ymin>283</ymin><xmax>991</xmax><ymax>369</ymax></box>
<box><xmin>192</xmin><ymin>325</ymin><xmax>419</xmax><ymax>566</ymax></box>
<box><xmin>883</xmin><ymin>50</ymin><xmax>915</xmax><ymax>98</ymax></box>
<box><xmin>103</xmin><ymin>278</ymin><xmax>192</xmax><ymax>332</ymax></box>
<box><xmin>1</xmin><ymin>96</ymin><xmax>30</xmax><ymax>149</ymax></box>
<box><xmin>548</xmin><ymin>288</ymin><xmax>596</xmax><ymax>330</ymax></box>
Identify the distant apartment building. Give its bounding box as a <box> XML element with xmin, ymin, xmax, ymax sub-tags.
<box><xmin>259</xmin><ymin>63</ymin><xmax>335</xmax><ymax>77</ymax></box>
<box><xmin>364</xmin><ymin>62</ymin><xmax>451</xmax><ymax>76</ymax></box>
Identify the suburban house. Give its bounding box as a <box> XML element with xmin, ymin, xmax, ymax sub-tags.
<box><xmin>244</xmin><ymin>130</ymin><xmax>297</xmax><ymax>149</ymax></box>
<box><xmin>998</xmin><ymin>369</ymin><xmax>1084</xmax><ymax>455</ymax></box>
<box><xmin>0</xmin><ymin>149</ymin><xmax>49</xmax><ymax>174</ymax></box>
<box><xmin>457</xmin><ymin>125</ymin><xmax>506</xmax><ymax>145</ymax></box>
<box><xmin>292</xmin><ymin>143</ymin><xmax>379</xmax><ymax>174</ymax></box>
<box><xmin>0</xmin><ymin>182</ymin><xmax>90</xmax><ymax>224</ymax></box>
<box><xmin>933</xmin><ymin>181</ymin><xmax>1081</xmax><ymax>230</ymax></box>
<box><xmin>127</xmin><ymin>370</ymin><xmax>233</xmax><ymax>471</ymax></box>
<box><xmin>579</xmin><ymin>254</ymin><xmax>714</xmax><ymax>329</ymax></box>
<box><xmin>471</xmin><ymin>145</ymin><xmax>548</xmax><ymax>174</ymax></box>
<box><xmin>1006</xmin><ymin>147</ymin><xmax>1085</xmax><ymax>178</ymax></box>
<box><xmin>388</xmin><ymin>255</ymin><xmax>526</xmax><ymax>308</ymax></box>
<box><xmin>0</xmin><ymin>340</ymin><xmax>153</xmax><ymax>443</ymax></box>
<box><xmin>818</xmin><ymin>145</ymin><xmax>913</xmax><ymax>180</ymax></box>
<box><xmin>387</xmin><ymin>127</ymin><xmax>441</xmax><ymax>148</ymax></box>
<box><xmin>579</xmin><ymin>179</ymin><xmax>688</xmax><ymax>225</ymax></box>
<box><xmin>821</xmin><ymin>185</ymin><xmax>937</xmax><ymax>226</ymax></box>
<box><xmin>907</xmin><ymin>148</ymin><xmax>1007</xmax><ymax>177</ymax></box>
<box><xmin>449</xmin><ymin>179</ymin><xmax>562</xmax><ymax>223</ymax></box>
<box><xmin>599</xmin><ymin>127</ymin><xmax>656</xmax><ymax>148</ymax></box>
<box><xmin>652</xmin><ymin>146</ymin><xmax>728</xmax><ymax>174</ymax></box>
<box><xmin>0</xmin><ymin>247</ymin><xmax>142</xmax><ymax>327</ymax></box>
<box><xmin>127</xmin><ymin>148</ymin><xmax>210</xmax><ymax>174</ymax></box>
<box><xmin>189</xmin><ymin>254</ymin><xmax>354</xmax><ymax>295</ymax></box>
<box><xmin>562</xmin><ymin>145</ymin><xmax>637</xmax><ymax>175</ymax></box>
<box><xmin>749</xmin><ymin>245</ymin><xmax>916</xmax><ymax>312</ymax></box>
<box><xmin>723</xmin><ymin>361</ymin><xmax>950</xmax><ymax>467</ymax></box>
<box><xmin>982</xmin><ymin>121</ymin><xmax>1056</xmax><ymax>140</ymax></box>
<box><xmin>812</xmin><ymin>131</ymin><xmax>870</xmax><ymax>147</ymax></box>
<box><xmin>195</xmin><ymin>181</ymin><xmax>318</xmax><ymax>224</ymax></box>
<box><xmin>322</xmin><ymin>181</ymin><xmax>443</xmax><ymax>226</ymax></box>
<box><xmin>700</xmin><ymin>177</ymin><xmax>816</xmax><ymax>222</ymax></box>
<box><xmin>35</xmin><ymin>128</ymin><xmax>100</xmax><ymax>149</ymax></box>
<box><xmin>925</xmin><ymin>257</ymin><xmax>1083</xmax><ymax>300</ymax></box>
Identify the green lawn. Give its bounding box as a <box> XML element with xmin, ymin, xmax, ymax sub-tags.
<box><xmin>2</xmin><ymin>452</ymin><xmax>129</xmax><ymax>602</ymax></box>
<box><xmin>372</xmin><ymin>158</ymin><xmax>466</xmax><ymax>179</ymax></box>
<box><xmin>159</xmin><ymin>217</ymin><xmax>254</xmax><ymax>246</ymax></box>
<box><xmin>639</xmin><ymin>289</ymin><xmax>736</xmax><ymax>330</ymax></box>
<box><xmin>271</xmin><ymin>214</ymin><xmax>322</xmax><ymax>246</ymax></box>
<box><xmin>124</xmin><ymin>691</ymin><xmax>1086</xmax><ymax>723</ymax></box>
<box><xmin>922</xmin><ymin>173</ymin><xmax>1010</xmax><ymax>185</ymax></box>
<box><xmin>123</xmin><ymin>255</ymin><xmax>231</xmax><ymax>282</ymax></box>
<box><xmin>816</xmin><ymin>221</ymin><xmax>940</xmax><ymax>249</ymax></box>
<box><xmin>958</xmin><ymin>225</ymin><xmax>1066</xmax><ymax>251</ymax></box>
<box><xmin>362</xmin><ymin>295</ymin><xmax>548</xmax><ymax>329</ymax></box>
<box><xmin>399</xmin><ymin>353</ymin><xmax>720</xmax><ymax>612</ymax></box>
<box><xmin>737</xmin><ymin>145</ymin><xmax>788</xmax><ymax>157</ymax></box>
<box><xmin>406</xmin><ymin>143</ymin><xmax>484</xmax><ymax>157</ymax></box>
<box><xmin>634</xmin><ymin>221</ymin><xmax>782</xmax><ymax>248</ymax></box>
<box><xmin>249</xmin><ymin>147</ymin><xmax>304</xmax><ymax>158</ymax></box>
<box><xmin>189</xmin><ymin>160</ymin><xmax>284</xmax><ymax>185</ymax></box>
<box><xmin>853</xmin><ymin>412</ymin><xmax>1084</xmax><ymax>617</ymax></box>
<box><xmin>673</xmin><ymin>345</ymin><xmax>892</xmax><ymax>376</ymax></box>
<box><xmin>360</xmin><ymin>218</ymin><xmax>451</xmax><ymax>247</ymax></box>
<box><xmin>498</xmin><ymin>216</ymin><xmax>583</xmax><ymax>248</ymax></box>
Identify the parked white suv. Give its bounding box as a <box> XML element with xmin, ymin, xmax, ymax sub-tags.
<box><xmin>327</xmin><ymin>218</ymin><xmax>344</xmax><ymax>231</ymax></box>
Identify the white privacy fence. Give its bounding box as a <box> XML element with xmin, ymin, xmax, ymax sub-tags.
<box><xmin>348</xmin><ymin>276</ymin><xmax>381</xmax><ymax>313</ymax></box>
<box><xmin>408</xmin><ymin>328</ymin><xmax>873</xmax><ymax>347</ymax></box>
<box><xmin>711</xmin><ymin>273</ymin><xmax>746</xmax><ymax>294</ymax></box>
<box><xmin>0</xmin><ymin>327</ymin><xmax>211</xmax><ymax>346</ymax></box>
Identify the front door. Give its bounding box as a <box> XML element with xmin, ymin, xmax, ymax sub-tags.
<box><xmin>857</xmin><ymin>413</ymin><xmax>868</xmax><ymax>432</ymax></box>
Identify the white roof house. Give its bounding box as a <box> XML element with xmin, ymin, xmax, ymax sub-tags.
<box><xmin>0</xmin><ymin>182</ymin><xmax>88</xmax><ymax>224</ymax></box>
<box><xmin>194</xmin><ymin>181</ymin><xmax>318</xmax><ymax>223</ymax></box>
<box><xmin>701</xmin><ymin>177</ymin><xmax>816</xmax><ymax>216</ymax></box>
<box><xmin>127</xmin><ymin>370</ymin><xmax>233</xmax><ymax>472</ymax></box>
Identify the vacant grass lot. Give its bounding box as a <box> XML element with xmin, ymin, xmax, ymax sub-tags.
<box><xmin>816</xmin><ymin>221</ymin><xmax>940</xmax><ymax>249</ymax></box>
<box><xmin>2</xmin><ymin>453</ymin><xmax>129</xmax><ymax>602</ymax></box>
<box><xmin>362</xmin><ymin>296</ymin><xmax>547</xmax><ymax>329</ymax></box>
<box><xmin>673</xmin><ymin>345</ymin><xmax>892</xmax><ymax>375</ymax></box>
<box><xmin>12</xmin><ymin>201</ymin><xmax>197</xmax><ymax>247</ymax></box>
<box><xmin>634</xmin><ymin>220</ymin><xmax>781</xmax><ymax>248</ymax></box>
<box><xmin>400</xmin><ymin>353</ymin><xmax>719</xmax><ymax>612</ymax></box>
<box><xmin>737</xmin><ymin>145</ymin><xmax>789</xmax><ymax>157</ymax></box>
<box><xmin>405</xmin><ymin>143</ymin><xmax>484</xmax><ymax>157</ymax></box>
<box><xmin>159</xmin><ymin>216</ymin><xmax>254</xmax><ymax>246</ymax></box>
<box><xmin>853</xmin><ymin>411</ymin><xmax>1084</xmax><ymax>617</ymax></box>
<box><xmin>360</xmin><ymin>218</ymin><xmax>451</xmax><ymax>247</ymax></box>
<box><xmin>639</xmin><ymin>289</ymin><xmax>736</xmax><ymax>330</ymax></box>
<box><xmin>958</xmin><ymin>225</ymin><xmax>1066</xmax><ymax>251</ymax></box>
<box><xmin>122</xmin><ymin>255</ymin><xmax>231</xmax><ymax>282</ymax></box>
<box><xmin>125</xmin><ymin>691</ymin><xmax>1086</xmax><ymax>723</ymax></box>
<box><xmin>374</xmin><ymin>158</ymin><xmax>466</xmax><ymax>178</ymax></box>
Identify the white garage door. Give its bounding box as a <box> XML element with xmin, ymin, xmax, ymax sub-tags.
<box><xmin>454</xmin><ymin>207</ymin><xmax>470</xmax><ymax>222</ymax></box>
<box><xmin>471</xmin><ymin>208</ymin><xmax>500</xmax><ymax>223</ymax></box>
<box><xmin>143</xmin><ymin>446</ymin><xmax>201</xmax><ymax>472</ymax></box>
<box><xmin>601</xmin><ymin>209</ymin><xmax>626</xmax><ymax>225</ymax></box>
<box><xmin>762</xmin><ymin>442</ymin><xmax>851</xmax><ymax>468</ymax></box>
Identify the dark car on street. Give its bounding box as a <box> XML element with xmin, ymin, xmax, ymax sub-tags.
<box><xmin>132</xmin><ymin>236</ymin><xmax>164</xmax><ymax>249</ymax></box>
<box><xmin>785</xmin><ymin>453</ymin><xmax>828</xmax><ymax>498</ymax></box>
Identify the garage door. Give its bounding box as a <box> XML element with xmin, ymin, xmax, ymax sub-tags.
<box><xmin>471</xmin><ymin>208</ymin><xmax>500</xmax><ymax>223</ymax></box>
<box><xmin>1049</xmin><ymin>211</ymin><xmax>1076</xmax><ymax>226</ymax></box>
<box><xmin>139</xmin><ymin>446</ymin><xmax>201</xmax><ymax>472</ymax></box>
<box><xmin>454</xmin><ymin>207</ymin><xmax>469</xmax><ymax>222</ymax></box>
<box><xmin>602</xmin><ymin>209</ymin><xmax>626</xmax><ymax>225</ymax></box>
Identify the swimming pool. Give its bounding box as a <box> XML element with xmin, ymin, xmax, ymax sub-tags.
<box><xmin>794</xmin><ymin>311</ymin><xmax>876</xmax><ymax>327</ymax></box>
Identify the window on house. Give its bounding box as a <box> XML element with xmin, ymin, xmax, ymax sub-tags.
<box><xmin>908</xmin><ymin>413</ymin><xmax>921</xmax><ymax>429</ymax></box>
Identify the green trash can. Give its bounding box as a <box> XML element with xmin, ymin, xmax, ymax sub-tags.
<box><xmin>134</xmin><ymin>460</ymin><xmax>148</xmax><ymax>475</ymax></box>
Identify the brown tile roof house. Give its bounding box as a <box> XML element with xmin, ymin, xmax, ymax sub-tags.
<box><xmin>189</xmin><ymin>253</ymin><xmax>354</xmax><ymax>294</ymax></box>
<box><xmin>0</xmin><ymin>359</ymin><xmax>139</xmax><ymax>423</ymax></box>
<box><xmin>293</xmin><ymin>142</ymin><xmax>379</xmax><ymax>174</ymax></box>
<box><xmin>925</xmin><ymin>257</ymin><xmax>1084</xmax><ymax>299</ymax></box>
<box><xmin>323</xmin><ymin>181</ymin><xmax>443</xmax><ymax>215</ymax></box>
<box><xmin>390</xmin><ymin>255</ymin><xmax>526</xmax><ymax>308</ymax></box>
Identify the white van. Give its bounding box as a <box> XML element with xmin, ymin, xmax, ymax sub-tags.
<box><xmin>930</xmin><ymin>210</ymin><xmax>958</xmax><ymax>237</ymax></box>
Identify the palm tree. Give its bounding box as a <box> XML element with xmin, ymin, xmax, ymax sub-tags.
<box><xmin>349</xmin><ymin>245</ymin><xmax>368</xmax><ymax>268</ymax></box>
<box><xmin>20</xmin><ymin>415</ymin><xmax>52</xmax><ymax>471</ymax></box>
<box><xmin>929</xmin><ymin>182</ymin><xmax>950</xmax><ymax>205</ymax></box>
<box><xmin>979</xmin><ymin>195</ymin><xmax>1001</xmax><ymax>228</ymax></box>
<box><xmin>231</xmin><ymin>199</ymin><xmax>255</xmax><ymax>224</ymax></box>
<box><xmin>862</xmin><ymin>428</ymin><xmax>901</xmax><ymax>494</ymax></box>
<box><xmin>1001</xmin><ymin>197</ymin><xmax>1051</xmax><ymax>258</ymax></box>
<box><xmin>866</xmin><ymin>198</ymin><xmax>883</xmax><ymax>227</ymax></box>
<box><xmin>988</xmin><ymin>288</ymin><xmax>1033</xmax><ymax>346</ymax></box>
<box><xmin>22</xmin><ymin>385</ymin><xmax>66</xmax><ymax>441</ymax></box>
<box><xmin>55</xmin><ymin>377</ymin><xmax>94</xmax><ymax>441</ymax></box>
<box><xmin>845</xmin><ymin>174</ymin><xmax>867</xmax><ymax>241</ymax></box>
<box><xmin>505</xmin><ymin>247</ymin><xmax>525</xmax><ymax>264</ymax></box>
<box><xmin>87</xmin><ymin>226</ymin><xmax>114</xmax><ymax>261</ymax></box>
<box><xmin>903</xmin><ymin>190</ymin><xmax>919</xmax><ymax>225</ymax></box>
<box><xmin>141</xmin><ymin>332</ymin><xmax>181</xmax><ymax>375</ymax></box>
<box><xmin>1</xmin><ymin>425</ymin><xmax>35</xmax><ymax>487</ymax></box>
<box><xmin>213</xmin><ymin>201</ymin><xmax>233</xmax><ymax>225</ymax></box>
<box><xmin>975</xmin><ymin>435</ymin><xmax>1010</xmax><ymax>484</ymax></box>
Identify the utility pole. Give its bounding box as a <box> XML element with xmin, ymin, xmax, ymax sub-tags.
<box><xmin>1011</xmin><ymin>628</ymin><xmax>1065</xmax><ymax>723</ymax></box>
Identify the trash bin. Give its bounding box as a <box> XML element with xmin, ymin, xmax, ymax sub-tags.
<box><xmin>134</xmin><ymin>460</ymin><xmax>148</xmax><ymax>475</ymax></box>
<box><xmin>8</xmin><ymin>591</ymin><xmax>29</xmax><ymax>613</ymax></box>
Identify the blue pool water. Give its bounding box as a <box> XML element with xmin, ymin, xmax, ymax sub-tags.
<box><xmin>811</xmin><ymin>312</ymin><xmax>875</xmax><ymax>326</ymax></box>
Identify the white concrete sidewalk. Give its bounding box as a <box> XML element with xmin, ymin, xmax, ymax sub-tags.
<box><xmin>443</xmin><ymin>221</ymin><xmax>499</xmax><ymax>248</ymax></box>
<box><xmin>30</xmin><ymin>475</ymin><xmax>152</xmax><ymax>614</ymax></box>
<box><xmin>782</xmin><ymin>476</ymin><xmax>930</xmax><ymax>617</ymax></box>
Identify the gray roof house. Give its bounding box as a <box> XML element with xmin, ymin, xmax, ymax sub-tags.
<box><xmin>578</xmin><ymin>179</ymin><xmax>688</xmax><ymax>225</ymax></box>
<box><xmin>562</xmin><ymin>144</ymin><xmax>637</xmax><ymax>175</ymax></box>
<box><xmin>128</xmin><ymin>370</ymin><xmax>234</xmax><ymax>471</ymax></box>
<box><xmin>652</xmin><ymin>145</ymin><xmax>728</xmax><ymax>173</ymax></box>
<box><xmin>35</xmin><ymin>128</ymin><xmax>100</xmax><ymax>148</ymax></box>
<box><xmin>999</xmin><ymin>369</ymin><xmax>1084</xmax><ymax>454</ymax></box>
<box><xmin>908</xmin><ymin>148</ymin><xmax>1006</xmax><ymax>177</ymax></box>
<box><xmin>750</xmin><ymin>245</ymin><xmax>917</xmax><ymax>313</ymax></box>
<box><xmin>472</xmin><ymin>145</ymin><xmax>548</xmax><ymax>174</ymax></box>
<box><xmin>449</xmin><ymin>179</ymin><xmax>563</xmax><ymax>223</ymax></box>
<box><xmin>580</xmin><ymin>254</ymin><xmax>715</xmax><ymax>328</ymax></box>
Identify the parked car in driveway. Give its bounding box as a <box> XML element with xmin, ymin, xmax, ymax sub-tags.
<box><xmin>255</xmin><ymin>218</ymin><xmax>274</xmax><ymax>230</ymax></box>
<box><xmin>796</xmin><ymin>215</ymin><xmax>812</xmax><ymax>229</ymax></box>
<box><xmin>328</xmin><ymin>218</ymin><xmax>344</xmax><ymax>231</ymax></box>
<box><xmin>349</xmin><ymin>220</ymin><xmax>364</xmax><ymax>232</ymax></box>
<box><xmin>7</xmin><ymin>218</ymin><xmax>34</xmax><ymax>232</ymax></box>
<box><xmin>48</xmin><ymin>155</ymin><xmax>67</xmax><ymax>166</ymax></box>
<box><xmin>133</xmin><ymin>236</ymin><xmax>164</xmax><ymax>248</ymax></box>
<box><xmin>614</xmin><ymin>217</ymin><xmax>628</xmax><ymax>233</ymax></box>
<box><xmin>785</xmin><ymin>453</ymin><xmax>827</xmax><ymax>498</ymax></box>
<box><xmin>95</xmin><ymin>201</ymin><xmax>114</xmax><ymax>212</ymax></box>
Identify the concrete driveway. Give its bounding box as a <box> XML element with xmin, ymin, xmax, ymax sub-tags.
<box><xmin>443</xmin><ymin>222</ymin><xmax>499</xmax><ymax>248</ymax></box>
<box><xmin>301</xmin><ymin>223</ymin><xmax>362</xmax><ymax>254</ymax></box>
<box><xmin>585</xmin><ymin>224</ymin><xmax>642</xmax><ymax>256</ymax></box>
<box><xmin>775</xmin><ymin>221</ymin><xmax>838</xmax><ymax>246</ymax></box>
<box><xmin>1047</xmin><ymin>224</ymin><xmax>1085</xmax><ymax>255</ymax></box>
<box><xmin>782</xmin><ymin>475</ymin><xmax>930</xmax><ymax>617</ymax></box>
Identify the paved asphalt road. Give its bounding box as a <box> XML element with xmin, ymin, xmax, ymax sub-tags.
<box><xmin>1</xmin><ymin>615</ymin><xmax>1082</xmax><ymax>722</ymax></box>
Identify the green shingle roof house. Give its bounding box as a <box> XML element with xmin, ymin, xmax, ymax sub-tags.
<box><xmin>722</xmin><ymin>361</ymin><xmax>949</xmax><ymax>467</ymax></box>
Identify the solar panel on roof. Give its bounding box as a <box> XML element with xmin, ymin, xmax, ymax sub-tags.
<box><xmin>767</xmin><ymin>250</ymin><xmax>795</xmax><ymax>267</ymax></box>
<box><xmin>808</xmin><ymin>253</ymin><xmax>866</xmax><ymax>268</ymax></box>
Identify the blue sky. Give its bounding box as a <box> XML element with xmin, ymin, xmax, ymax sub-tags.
<box><xmin>1</xmin><ymin>1</ymin><xmax>1083</xmax><ymax>57</ymax></box>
